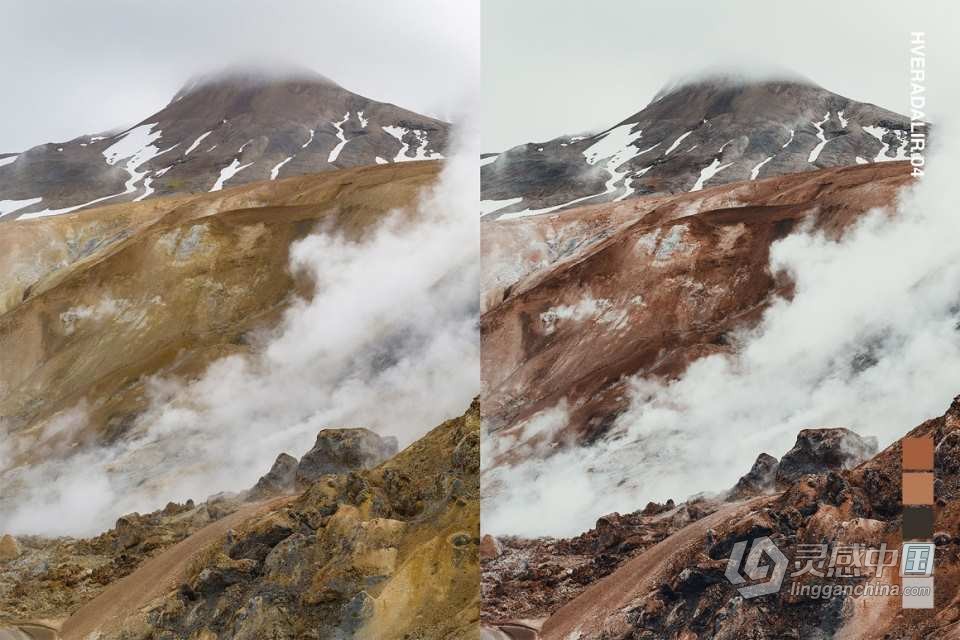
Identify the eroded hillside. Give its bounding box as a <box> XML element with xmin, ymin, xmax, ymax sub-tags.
<box><xmin>1</xmin><ymin>160</ymin><xmax>439</xmax><ymax>464</ymax></box>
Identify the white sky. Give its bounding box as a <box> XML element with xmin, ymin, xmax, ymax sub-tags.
<box><xmin>483</xmin><ymin>0</ymin><xmax>959</xmax><ymax>151</ymax></box>
<box><xmin>0</xmin><ymin>0</ymin><xmax>479</xmax><ymax>152</ymax></box>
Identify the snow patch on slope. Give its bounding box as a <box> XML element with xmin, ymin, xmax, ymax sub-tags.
<box><xmin>383</xmin><ymin>126</ymin><xmax>442</xmax><ymax>162</ymax></box>
<box><xmin>750</xmin><ymin>156</ymin><xmax>774</xmax><ymax>180</ymax></box>
<box><xmin>211</xmin><ymin>158</ymin><xmax>253</xmax><ymax>191</ymax></box>
<box><xmin>808</xmin><ymin>112</ymin><xmax>831</xmax><ymax>163</ymax></box>
<box><xmin>184</xmin><ymin>131</ymin><xmax>212</xmax><ymax>156</ymax></box>
<box><xmin>21</xmin><ymin>123</ymin><xmax>175</xmax><ymax>217</ymax></box>
<box><xmin>614</xmin><ymin>165</ymin><xmax>652</xmax><ymax>202</ymax></box>
<box><xmin>0</xmin><ymin>197</ymin><xmax>42</xmax><ymax>218</ymax></box>
<box><xmin>133</xmin><ymin>177</ymin><xmax>154</xmax><ymax>202</ymax></box>
<box><xmin>270</xmin><ymin>157</ymin><xmax>293</xmax><ymax>180</ymax></box>
<box><xmin>302</xmin><ymin>129</ymin><xmax>315</xmax><ymax>148</ymax></box>
<box><xmin>328</xmin><ymin>112</ymin><xmax>350</xmax><ymax>163</ymax></box>
<box><xmin>480</xmin><ymin>197</ymin><xmax>523</xmax><ymax>216</ymax></box>
<box><xmin>581</xmin><ymin>124</ymin><xmax>646</xmax><ymax>201</ymax></box>
<box><xmin>664</xmin><ymin>131</ymin><xmax>693</xmax><ymax>156</ymax></box>
<box><xmin>691</xmin><ymin>158</ymin><xmax>733</xmax><ymax>191</ymax></box>
<box><xmin>863</xmin><ymin>126</ymin><xmax>909</xmax><ymax>162</ymax></box>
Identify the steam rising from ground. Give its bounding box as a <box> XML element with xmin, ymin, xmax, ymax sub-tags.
<box><xmin>484</xmin><ymin>126</ymin><xmax>960</xmax><ymax>538</ymax></box>
<box><xmin>0</xmin><ymin>128</ymin><xmax>479</xmax><ymax>537</ymax></box>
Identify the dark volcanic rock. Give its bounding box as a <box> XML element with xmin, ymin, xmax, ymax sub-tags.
<box><xmin>249</xmin><ymin>452</ymin><xmax>298</xmax><ymax>499</ymax></box>
<box><xmin>295</xmin><ymin>428</ymin><xmax>398</xmax><ymax>488</ymax></box>
<box><xmin>775</xmin><ymin>427</ymin><xmax>877</xmax><ymax>483</ymax></box>
<box><xmin>729</xmin><ymin>452</ymin><xmax>779</xmax><ymax>499</ymax></box>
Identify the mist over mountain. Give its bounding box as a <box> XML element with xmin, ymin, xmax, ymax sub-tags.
<box><xmin>481</xmin><ymin>74</ymin><xmax>911</xmax><ymax>218</ymax></box>
<box><xmin>0</xmin><ymin>66</ymin><xmax>449</xmax><ymax>220</ymax></box>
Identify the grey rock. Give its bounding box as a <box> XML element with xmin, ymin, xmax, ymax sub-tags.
<box><xmin>295</xmin><ymin>428</ymin><xmax>398</xmax><ymax>488</ymax></box>
<box><xmin>250</xmin><ymin>452</ymin><xmax>299</xmax><ymax>499</ymax></box>
<box><xmin>729</xmin><ymin>452</ymin><xmax>779</xmax><ymax>499</ymax></box>
<box><xmin>776</xmin><ymin>428</ymin><xmax>877</xmax><ymax>483</ymax></box>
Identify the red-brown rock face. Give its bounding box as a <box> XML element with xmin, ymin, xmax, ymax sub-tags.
<box><xmin>482</xmin><ymin>161</ymin><xmax>913</xmax><ymax>461</ymax></box>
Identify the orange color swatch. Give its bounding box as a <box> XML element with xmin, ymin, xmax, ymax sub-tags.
<box><xmin>903</xmin><ymin>437</ymin><xmax>934</xmax><ymax>471</ymax></box>
<box><xmin>903</xmin><ymin>472</ymin><xmax>934</xmax><ymax>505</ymax></box>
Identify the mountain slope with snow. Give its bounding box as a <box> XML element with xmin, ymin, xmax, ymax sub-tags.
<box><xmin>481</xmin><ymin>75</ymin><xmax>911</xmax><ymax>218</ymax></box>
<box><xmin>0</xmin><ymin>68</ymin><xmax>447</xmax><ymax>220</ymax></box>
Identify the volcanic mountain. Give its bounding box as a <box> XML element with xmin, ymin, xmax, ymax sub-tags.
<box><xmin>0</xmin><ymin>67</ymin><xmax>448</xmax><ymax>220</ymax></box>
<box><xmin>481</xmin><ymin>75</ymin><xmax>911</xmax><ymax>218</ymax></box>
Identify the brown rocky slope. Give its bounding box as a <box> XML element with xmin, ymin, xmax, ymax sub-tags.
<box><xmin>483</xmin><ymin>396</ymin><xmax>960</xmax><ymax>640</ymax></box>
<box><xmin>482</xmin><ymin>160</ymin><xmax>913</xmax><ymax>455</ymax></box>
<box><xmin>0</xmin><ymin>160</ymin><xmax>441</xmax><ymax>471</ymax></box>
<box><xmin>1</xmin><ymin>400</ymin><xmax>480</xmax><ymax>640</ymax></box>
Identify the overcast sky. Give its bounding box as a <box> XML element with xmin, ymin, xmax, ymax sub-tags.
<box><xmin>484</xmin><ymin>0</ymin><xmax>958</xmax><ymax>151</ymax></box>
<box><xmin>0</xmin><ymin>0</ymin><xmax>478</xmax><ymax>152</ymax></box>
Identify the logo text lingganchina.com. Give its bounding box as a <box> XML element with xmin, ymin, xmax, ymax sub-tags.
<box><xmin>723</xmin><ymin>537</ymin><xmax>935</xmax><ymax>599</ymax></box>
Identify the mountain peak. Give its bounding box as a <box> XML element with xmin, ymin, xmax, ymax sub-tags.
<box><xmin>0</xmin><ymin>67</ymin><xmax>449</xmax><ymax>220</ymax></box>
<box><xmin>651</xmin><ymin>68</ymin><xmax>819</xmax><ymax>103</ymax></box>
<box><xmin>171</xmin><ymin>64</ymin><xmax>341</xmax><ymax>103</ymax></box>
<box><xmin>482</xmin><ymin>73</ymin><xmax>910</xmax><ymax>218</ymax></box>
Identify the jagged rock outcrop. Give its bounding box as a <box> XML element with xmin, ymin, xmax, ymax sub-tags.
<box><xmin>0</xmin><ymin>498</ymin><xmax>223</xmax><ymax>623</ymax></box>
<box><xmin>118</xmin><ymin>400</ymin><xmax>480</xmax><ymax>640</ymax></box>
<box><xmin>729</xmin><ymin>452</ymin><xmax>779</xmax><ymax>499</ymax></box>
<box><xmin>488</xmin><ymin>396</ymin><xmax>960</xmax><ymax>640</ymax></box>
<box><xmin>1</xmin><ymin>402</ymin><xmax>479</xmax><ymax>640</ymax></box>
<box><xmin>249</xmin><ymin>453</ymin><xmax>299</xmax><ymax>499</ymax></box>
<box><xmin>775</xmin><ymin>427</ymin><xmax>877</xmax><ymax>483</ymax></box>
<box><xmin>295</xmin><ymin>428</ymin><xmax>398</xmax><ymax>488</ymax></box>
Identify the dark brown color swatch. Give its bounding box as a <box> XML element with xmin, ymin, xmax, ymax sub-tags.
<box><xmin>902</xmin><ymin>506</ymin><xmax>935</xmax><ymax>540</ymax></box>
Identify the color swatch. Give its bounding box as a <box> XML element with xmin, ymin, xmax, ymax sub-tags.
<box><xmin>902</xmin><ymin>506</ymin><xmax>935</xmax><ymax>540</ymax></box>
<box><xmin>903</xmin><ymin>437</ymin><xmax>935</xmax><ymax>470</ymax></box>
<box><xmin>901</xmin><ymin>436</ymin><xmax>935</xmax><ymax>609</ymax></box>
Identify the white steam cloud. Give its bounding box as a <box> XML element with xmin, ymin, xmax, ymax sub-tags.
<box><xmin>0</xmin><ymin>127</ymin><xmax>479</xmax><ymax>538</ymax></box>
<box><xmin>484</xmin><ymin>124</ymin><xmax>960</xmax><ymax>538</ymax></box>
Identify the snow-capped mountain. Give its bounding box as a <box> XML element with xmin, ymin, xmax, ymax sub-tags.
<box><xmin>481</xmin><ymin>75</ymin><xmax>911</xmax><ymax>218</ymax></box>
<box><xmin>0</xmin><ymin>67</ymin><xmax>447</xmax><ymax>220</ymax></box>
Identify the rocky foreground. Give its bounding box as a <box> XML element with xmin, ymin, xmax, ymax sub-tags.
<box><xmin>1</xmin><ymin>400</ymin><xmax>480</xmax><ymax>640</ymax></box>
<box><xmin>482</xmin><ymin>397</ymin><xmax>960</xmax><ymax>639</ymax></box>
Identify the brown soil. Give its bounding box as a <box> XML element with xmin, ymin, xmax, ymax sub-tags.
<box><xmin>539</xmin><ymin>497</ymin><xmax>772</xmax><ymax>640</ymax></box>
<box><xmin>60</xmin><ymin>495</ymin><xmax>295</xmax><ymax>640</ymax></box>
